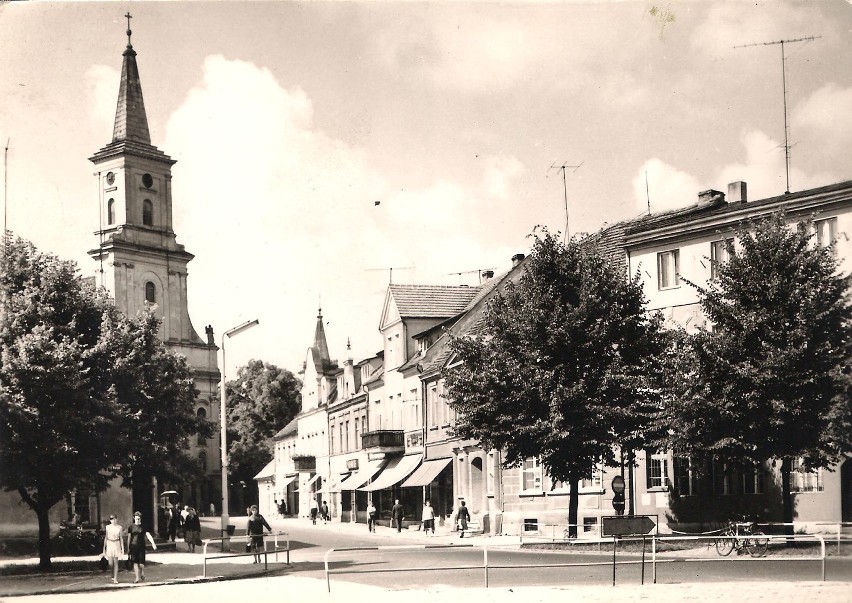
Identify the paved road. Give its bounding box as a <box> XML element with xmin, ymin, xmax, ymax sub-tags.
<box><xmin>269</xmin><ymin>517</ymin><xmax>851</xmax><ymax>589</ymax></box>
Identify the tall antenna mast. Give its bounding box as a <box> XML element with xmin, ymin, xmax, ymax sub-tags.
<box><xmin>548</xmin><ymin>161</ymin><xmax>583</xmax><ymax>242</ymax></box>
<box><xmin>645</xmin><ymin>169</ymin><xmax>651</xmax><ymax>215</ymax></box>
<box><xmin>734</xmin><ymin>35</ymin><xmax>820</xmax><ymax>194</ymax></box>
<box><xmin>4</xmin><ymin>138</ymin><xmax>9</xmax><ymax>245</ymax></box>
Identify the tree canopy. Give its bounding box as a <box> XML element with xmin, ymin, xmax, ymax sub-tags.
<box><xmin>225</xmin><ymin>359</ymin><xmax>301</xmax><ymax>504</ymax></box>
<box><xmin>658</xmin><ymin>214</ymin><xmax>851</xmax><ymax>525</ymax></box>
<box><xmin>443</xmin><ymin>230</ymin><xmax>664</xmax><ymax>536</ymax></box>
<box><xmin>0</xmin><ymin>237</ymin><xmax>212</xmax><ymax>568</ymax></box>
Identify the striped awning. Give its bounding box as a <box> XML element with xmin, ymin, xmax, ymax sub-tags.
<box><xmin>401</xmin><ymin>457</ymin><xmax>452</xmax><ymax>488</ymax></box>
<box><xmin>359</xmin><ymin>455</ymin><xmax>422</xmax><ymax>492</ymax></box>
<box><xmin>339</xmin><ymin>459</ymin><xmax>385</xmax><ymax>490</ymax></box>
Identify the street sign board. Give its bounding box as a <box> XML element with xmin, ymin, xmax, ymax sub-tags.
<box><xmin>601</xmin><ymin>515</ymin><xmax>656</xmax><ymax>537</ymax></box>
<box><xmin>611</xmin><ymin>475</ymin><xmax>625</xmax><ymax>494</ymax></box>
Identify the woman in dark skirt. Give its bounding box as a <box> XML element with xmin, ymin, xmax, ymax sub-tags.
<box><xmin>126</xmin><ymin>511</ymin><xmax>157</xmax><ymax>583</ymax></box>
<box><xmin>246</xmin><ymin>505</ymin><xmax>272</xmax><ymax>563</ymax></box>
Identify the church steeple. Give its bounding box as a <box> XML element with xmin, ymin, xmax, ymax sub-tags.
<box><xmin>112</xmin><ymin>12</ymin><xmax>151</xmax><ymax>144</ymax></box>
<box><xmin>312</xmin><ymin>306</ymin><xmax>332</xmax><ymax>365</ymax></box>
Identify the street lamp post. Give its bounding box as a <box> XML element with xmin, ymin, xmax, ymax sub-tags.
<box><xmin>220</xmin><ymin>319</ymin><xmax>259</xmax><ymax>549</ymax></box>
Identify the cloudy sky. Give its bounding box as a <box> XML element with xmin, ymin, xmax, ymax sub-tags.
<box><xmin>1</xmin><ymin>1</ymin><xmax>851</xmax><ymax>377</ymax></box>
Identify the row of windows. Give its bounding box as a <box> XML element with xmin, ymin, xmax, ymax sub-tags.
<box><xmin>330</xmin><ymin>412</ymin><xmax>367</xmax><ymax>455</ymax></box>
<box><xmin>655</xmin><ymin>217</ymin><xmax>839</xmax><ymax>290</ymax></box>
<box><xmin>106</xmin><ymin>198</ymin><xmax>155</xmax><ymax>227</ymax></box>
<box><xmin>650</xmin><ymin>454</ymin><xmax>823</xmax><ymax>495</ymax></box>
<box><xmin>520</xmin><ymin>457</ymin><xmax>603</xmax><ymax>494</ymax></box>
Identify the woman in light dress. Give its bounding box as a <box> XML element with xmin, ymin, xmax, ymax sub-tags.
<box><xmin>102</xmin><ymin>514</ymin><xmax>125</xmax><ymax>584</ymax></box>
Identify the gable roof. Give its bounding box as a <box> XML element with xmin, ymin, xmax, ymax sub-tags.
<box><xmin>388</xmin><ymin>284</ymin><xmax>481</xmax><ymax>319</ymax></box>
<box><xmin>272</xmin><ymin>416</ymin><xmax>299</xmax><ymax>441</ymax></box>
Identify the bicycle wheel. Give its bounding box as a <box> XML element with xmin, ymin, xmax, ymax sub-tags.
<box><xmin>746</xmin><ymin>531</ymin><xmax>769</xmax><ymax>557</ymax></box>
<box><xmin>716</xmin><ymin>529</ymin><xmax>735</xmax><ymax>556</ymax></box>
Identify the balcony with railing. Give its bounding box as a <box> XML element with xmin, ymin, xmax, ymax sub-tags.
<box><xmin>361</xmin><ymin>430</ymin><xmax>404</xmax><ymax>454</ymax></box>
<box><xmin>292</xmin><ymin>455</ymin><xmax>316</xmax><ymax>473</ymax></box>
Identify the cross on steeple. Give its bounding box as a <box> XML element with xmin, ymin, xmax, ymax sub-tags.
<box><xmin>125</xmin><ymin>12</ymin><xmax>133</xmax><ymax>47</ymax></box>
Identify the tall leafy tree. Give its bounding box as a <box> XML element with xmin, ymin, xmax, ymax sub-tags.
<box><xmin>0</xmin><ymin>237</ymin><xmax>212</xmax><ymax>569</ymax></box>
<box><xmin>226</xmin><ymin>359</ymin><xmax>301</xmax><ymax>506</ymax></box>
<box><xmin>660</xmin><ymin>214</ymin><xmax>851</xmax><ymax>527</ymax></box>
<box><xmin>444</xmin><ymin>230</ymin><xmax>664</xmax><ymax>536</ymax></box>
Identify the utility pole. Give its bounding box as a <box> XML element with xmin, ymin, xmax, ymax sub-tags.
<box><xmin>548</xmin><ymin>161</ymin><xmax>582</xmax><ymax>242</ymax></box>
<box><xmin>735</xmin><ymin>35</ymin><xmax>820</xmax><ymax>194</ymax></box>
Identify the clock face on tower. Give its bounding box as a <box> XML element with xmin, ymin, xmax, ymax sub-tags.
<box><xmin>106</xmin><ymin>172</ymin><xmax>115</xmax><ymax>186</ymax></box>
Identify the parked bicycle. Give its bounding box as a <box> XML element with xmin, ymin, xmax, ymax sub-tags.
<box><xmin>715</xmin><ymin>518</ymin><xmax>769</xmax><ymax>558</ymax></box>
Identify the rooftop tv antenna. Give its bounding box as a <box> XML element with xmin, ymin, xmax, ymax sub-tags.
<box><xmin>365</xmin><ymin>266</ymin><xmax>415</xmax><ymax>284</ymax></box>
<box><xmin>548</xmin><ymin>161</ymin><xmax>583</xmax><ymax>242</ymax></box>
<box><xmin>734</xmin><ymin>35</ymin><xmax>820</xmax><ymax>194</ymax></box>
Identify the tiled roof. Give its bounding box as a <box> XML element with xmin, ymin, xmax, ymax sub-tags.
<box><xmin>272</xmin><ymin>416</ymin><xmax>299</xmax><ymax>440</ymax></box>
<box><xmin>389</xmin><ymin>284</ymin><xmax>481</xmax><ymax>318</ymax></box>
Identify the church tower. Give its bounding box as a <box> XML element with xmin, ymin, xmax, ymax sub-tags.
<box><xmin>88</xmin><ymin>17</ymin><xmax>221</xmax><ymax>518</ymax></box>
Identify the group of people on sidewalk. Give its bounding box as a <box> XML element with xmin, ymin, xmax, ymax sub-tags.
<box><xmin>366</xmin><ymin>498</ymin><xmax>471</xmax><ymax>537</ymax></box>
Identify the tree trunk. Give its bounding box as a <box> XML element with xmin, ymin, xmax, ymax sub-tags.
<box><xmin>567</xmin><ymin>477</ymin><xmax>580</xmax><ymax>538</ymax></box>
<box><xmin>18</xmin><ymin>488</ymin><xmax>55</xmax><ymax>571</ymax></box>
<box><xmin>780</xmin><ymin>457</ymin><xmax>794</xmax><ymax>539</ymax></box>
<box><xmin>36</xmin><ymin>504</ymin><xmax>52</xmax><ymax>570</ymax></box>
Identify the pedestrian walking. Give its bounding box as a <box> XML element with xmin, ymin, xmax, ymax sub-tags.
<box><xmin>367</xmin><ymin>501</ymin><xmax>377</xmax><ymax>532</ymax></box>
<box><xmin>246</xmin><ymin>504</ymin><xmax>272</xmax><ymax>563</ymax></box>
<box><xmin>391</xmin><ymin>499</ymin><xmax>404</xmax><ymax>532</ymax></box>
<box><xmin>126</xmin><ymin>511</ymin><xmax>157</xmax><ymax>583</ymax></box>
<box><xmin>421</xmin><ymin>499</ymin><xmax>436</xmax><ymax>535</ymax></box>
<box><xmin>310</xmin><ymin>498</ymin><xmax>319</xmax><ymax>525</ymax></box>
<box><xmin>183</xmin><ymin>507</ymin><xmax>201</xmax><ymax>553</ymax></box>
<box><xmin>457</xmin><ymin>501</ymin><xmax>471</xmax><ymax>538</ymax></box>
<box><xmin>102</xmin><ymin>514</ymin><xmax>124</xmax><ymax>584</ymax></box>
<box><xmin>167</xmin><ymin>506</ymin><xmax>179</xmax><ymax>542</ymax></box>
<box><xmin>209</xmin><ymin>502</ymin><xmax>216</xmax><ymax>517</ymax></box>
<box><xmin>321</xmin><ymin>500</ymin><xmax>330</xmax><ymax>523</ymax></box>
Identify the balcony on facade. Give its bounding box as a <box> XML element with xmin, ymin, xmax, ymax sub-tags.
<box><xmin>292</xmin><ymin>455</ymin><xmax>316</xmax><ymax>473</ymax></box>
<box><xmin>361</xmin><ymin>430</ymin><xmax>404</xmax><ymax>454</ymax></box>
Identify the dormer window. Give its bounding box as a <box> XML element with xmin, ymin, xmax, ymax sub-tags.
<box><xmin>145</xmin><ymin>281</ymin><xmax>156</xmax><ymax>304</ymax></box>
<box><xmin>107</xmin><ymin>198</ymin><xmax>115</xmax><ymax>225</ymax></box>
<box><xmin>142</xmin><ymin>199</ymin><xmax>153</xmax><ymax>226</ymax></box>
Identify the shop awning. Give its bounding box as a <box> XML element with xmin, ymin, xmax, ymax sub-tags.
<box><xmin>307</xmin><ymin>474</ymin><xmax>322</xmax><ymax>486</ymax></box>
<box><xmin>253</xmin><ymin>461</ymin><xmax>275</xmax><ymax>481</ymax></box>
<box><xmin>317</xmin><ymin>473</ymin><xmax>349</xmax><ymax>494</ymax></box>
<box><xmin>401</xmin><ymin>457</ymin><xmax>452</xmax><ymax>488</ymax></box>
<box><xmin>359</xmin><ymin>454</ymin><xmax>422</xmax><ymax>492</ymax></box>
<box><xmin>339</xmin><ymin>459</ymin><xmax>385</xmax><ymax>490</ymax></box>
<box><xmin>276</xmin><ymin>475</ymin><xmax>299</xmax><ymax>496</ymax></box>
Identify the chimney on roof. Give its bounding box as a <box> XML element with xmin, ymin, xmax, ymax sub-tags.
<box><xmin>511</xmin><ymin>253</ymin><xmax>525</xmax><ymax>268</ymax></box>
<box><xmin>727</xmin><ymin>181</ymin><xmax>747</xmax><ymax>203</ymax></box>
<box><xmin>698</xmin><ymin>189</ymin><xmax>725</xmax><ymax>205</ymax></box>
<box><xmin>481</xmin><ymin>269</ymin><xmax>494</xmax><ymax>281</ymax></box>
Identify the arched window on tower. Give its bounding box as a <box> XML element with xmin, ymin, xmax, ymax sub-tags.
<box><xmin>107</xmin><ymin>198</ymin><xmax>115</xmax><ymax>225</ymax></box>
<box><xmin>145</xmin><ymin>281</ymin><xmax>156</xmax><ymax>304</ymax></box>
<box><xmin>198</xmin><ymin>451</ymin><xmax>207</xmax><ymax>472</ymax></box>
<box><xmin>142</xmin><ymin>199</ymin><xmax>153</xmax><ymax>226</ymax></box>
<box><xmin>196</xmin><ymin>408</ymin><xmax>207</xmax><ymax>446</ymax></box>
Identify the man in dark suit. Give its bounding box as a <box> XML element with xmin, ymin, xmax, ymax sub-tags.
<box><xmin>391</xmin><ymin>499</ymin><xmax>404</xmax><ymax>532</ymax></box>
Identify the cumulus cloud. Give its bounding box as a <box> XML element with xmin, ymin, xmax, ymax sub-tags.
<box><xmin>635</xmin><ymin>128</ymin><xmax>839</xmax><ymax>215</ymax></box>
<box><xmin>793</xmin><ymin>83</ymin><xmax>852</xmax><ymax>157</ymax></box>
<box><xmin>163</xmin><ymin>55</ymin><xmax>519</xmax><ymax>368</ymax></box>
<box><xmin>633</xmin><ymin>158</ymin><xmax>702</xmax><ymax>214</ymax></box>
